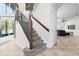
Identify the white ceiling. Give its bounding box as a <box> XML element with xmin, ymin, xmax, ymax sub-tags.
<box><xmin>57</xmin><ymin>3</ymin><xmax>79</xmax><ymax>20</ymax></box>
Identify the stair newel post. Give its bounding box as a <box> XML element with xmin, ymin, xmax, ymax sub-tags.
<box><xmin>29</xmin><ymin>11</ymin><xmax>33</xmax><ymax>49</ymax></box>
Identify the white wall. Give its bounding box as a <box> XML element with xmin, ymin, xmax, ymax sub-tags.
<box><xmin>18</xmin><ymin>3</ymin><xmax>25</xmax><ymax>10</ymax></box>
<box><xmin>57</xmin><ymin>22</ymin><xmax>66</xmax><ymax>30</ymax></box>
<box><xmin>65</xmin><ymin>17</ymin><xmax>79</xmax><ymax>36</ymax></box>
<box><xmin>57</xmin><ymin>4</ymin><xmax>79</xmax><ymax>19</ymax></box>
<box><xmin>33</xmin><ymin>3</ymin><xmax>50</xmax><ymax>29</ymax></box>
<box><xmin>57</xmin><ymin>3</ymin><xmax>79</xmax><ymax>36</ymax></box>
<box><xmin>32</xmin><ymin>4</ymin><xmax>50</xmax><ymax>47</ymax></box>
<box><xmin>57</xmin><ymin>18</ymin><xmax>66</xmax><ymax>30</ymax></box>
<box><xmin>57</xmin><ymin>17</ymin><xmax>79</xmax><ymax>36</ymax></box>
<box><xmin>16</xmin><ymin>21</ymin><xmax>29</xmax><ymax>49</ymax></box>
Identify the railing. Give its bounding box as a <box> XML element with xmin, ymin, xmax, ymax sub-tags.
<box><xmin>16</xmin><ymin>9</ymin><xmax>49</xmax><ymax>49</ymax></box>
<box><xmin>16</xmin><ymin>10</ymin><xmax>33</xmax><ymax>49</ymax></box>
<box><xmin>18</xmin><ymin>12</ymin><xmax>29</xmax><ymax>39</ymax></box>
<box><xmin>32</xmin><ymin>15</ymin><xmax>49</xmax><ymax>32</ymax></box>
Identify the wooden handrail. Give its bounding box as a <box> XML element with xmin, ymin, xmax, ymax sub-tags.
<box><xmin>29</xmin><ymin>12</ymin><xmax>33</xmax><ymax>49</ymax></box>
<box><xmin>32</xmin><ymin>15</ymin><xmax>49</xmax><ymax>32</ymax></box>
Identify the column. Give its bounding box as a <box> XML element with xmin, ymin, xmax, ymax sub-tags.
<box><xmin>47</xmin><ymin>4</ymin><xmax>57</xmax><ymax>48</ymax></box>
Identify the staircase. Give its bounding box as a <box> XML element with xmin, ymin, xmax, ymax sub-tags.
<box><xmin>6</xmin><ymin>3</ymin><xmax>46</xmax><ymax>56</ymax></box>
<box><xmin>18</xmin><ymin>17</ymin><xmax>46</xmax><ymax>56</ymax></box>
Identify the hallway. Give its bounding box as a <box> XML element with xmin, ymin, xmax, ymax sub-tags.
<box><xmin>36</xmin><ymin>36</ymin><xmax>79</xmax><ymax>56</ymax></box>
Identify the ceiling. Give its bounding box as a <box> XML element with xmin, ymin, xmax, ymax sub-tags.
<box><xmin>57</xmin><ymin>3</ymin><xmax>79</xmax><ymax>20</ymax></box>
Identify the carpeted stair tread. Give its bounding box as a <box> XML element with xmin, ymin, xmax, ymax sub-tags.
<box><xmin>23</xmin><ymin>43</ymin><xmax>46</xmax><ymax>56</ymax></box>
<box><xmin>19</xmin><ymin>21</ymin><xmax>46</xmax><ymax>56</ymax></box>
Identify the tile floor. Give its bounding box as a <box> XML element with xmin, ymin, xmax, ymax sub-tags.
<box><xmin>0</xmin><ymin>35</ymin><xmax>79</xmax><ymax>56</ymax></box>
<box><xmin>36</xmin><ymin>36</ymin><xmax>79</xmax><ymax>56</ymax></box>
<box><xmin>0</xmin><ymin>35</ymin><xmax>24</xmax><ymax>56</ymax></box>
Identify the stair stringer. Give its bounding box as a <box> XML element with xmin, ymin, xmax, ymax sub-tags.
<box><xmin>15</xmin><ymin>21</ymin><xmax>29</xmax><ymax>49</ymax></box>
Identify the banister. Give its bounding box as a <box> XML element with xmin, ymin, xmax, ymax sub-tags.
<box><xmin>16</xmin><ymin>9</ymin><xmax>33</xmax><ymax>49</ymax></box>
<box><xmin>28</xmin><ymin>11</ymin><xmax>33</xmax><ymax>49</ymax></box>
<box><xmin>32</xmin><ymin>15</ymin><xmax>49</xmax><ymax>32</ymax></box>
<box><xmin>17</xmin><ymin>10</ymin><xmax>49</xmax><ymax>49</ymax></box>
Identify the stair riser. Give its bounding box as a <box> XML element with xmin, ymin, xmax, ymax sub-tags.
<box><xmin>23</xmin><ymin>44</ymin><xmax>46</xmax><ymax>56</ymax></box>
<box><xmin>33</xmin><ymin>37</ymin><xmax>41</xmax><ymax>41</ymax></box>
<box><xmin>33</xmin><ymin>40</ymin><xmax>43</xmax><ymax>47</ymax></box>
<box><xmin>20</xmin><ymin>21</ymin><xmax>46</xmax><ymax>56</ymax></box>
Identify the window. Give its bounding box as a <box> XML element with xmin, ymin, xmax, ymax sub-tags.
<box><xmin>0</xmin><ymin>3</ymin><xmax>13</xmax><ymax>14</ymax></box>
